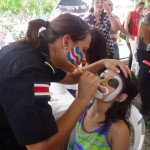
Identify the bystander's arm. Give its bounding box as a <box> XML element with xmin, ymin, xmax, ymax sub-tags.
<box><xmin>120</xmin><ymin>26</ymin><xmax>134</xmax><ymax>40</ymax></box>
<box><xmin>103</xmin><ymin>1</ymin><xmax>120</xmax><ymax>32</ymax></box>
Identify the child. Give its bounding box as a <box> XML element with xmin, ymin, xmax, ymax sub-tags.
<box><xmin>68</xmin><ymin>68</ymin><xmax>139</xmax><ymax>150</ymax></box>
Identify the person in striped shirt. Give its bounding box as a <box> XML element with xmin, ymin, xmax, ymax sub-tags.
<box><xmin>69</xmin><ymin>68</ymin><xmax>139</xmax><ymax>150</ymax></box>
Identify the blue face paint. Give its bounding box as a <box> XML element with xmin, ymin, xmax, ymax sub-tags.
<box><xmin>67</xmin><ymin>47</ymin><xmax>83</xmax><ymax>64</ymax></box>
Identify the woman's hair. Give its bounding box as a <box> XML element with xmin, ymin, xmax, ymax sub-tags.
<box><xmin>99</xmin><ymin>69</ymin><xmax>139</xmax><ymax>133</ymax></box>
<box><xmin>86</xmin><ymin>29</ymin><xmax>108</xmax><ymax>64</ymax></box>
<box><xmin>17</xmin><ymin>13</ymin><xmax>90</xmax><ymax>51</ymax></box>
<box><xmin>137</xmin><ymin>13</ymin><xmax>150</xmax><ymax>44</ymax></box>
<box><xmin>135</xmin><ymin>1</ymin><xmax>145</xmax><ymax>8</ymax></box>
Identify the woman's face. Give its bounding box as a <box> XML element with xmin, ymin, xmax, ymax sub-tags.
<box><xmin>60</xmin><ymin>34</ymin><xmax>91</xmax><ymax>72</ymax></box>
<box><xmin>136</xmin><ymin>4</ymin><xmax>144</xmax><ymax>14</ymax></box>
<box><xmin>95</xmin><ymin>69</ymin><xmax>123</xmax><ymax>102</ymax></box>
<box><xmin>93</xmin><ymin>0</ymin><xmax>104</xmax><ymax>14</ymax></box>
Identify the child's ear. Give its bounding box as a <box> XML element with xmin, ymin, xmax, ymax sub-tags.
<box><xmin>117</xmin><ymin>93</ymin><xmax>128</xmax><ymax>103</ymax></box>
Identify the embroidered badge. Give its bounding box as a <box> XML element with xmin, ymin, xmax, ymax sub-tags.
<box><xmin>34</xmin><ymin>83</ymin><xmax>50</xmax><ymax>98</ymax></box>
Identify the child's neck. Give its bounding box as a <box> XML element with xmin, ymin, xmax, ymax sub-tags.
<box><xmin>90</xmin><ymin>99</ymin><xmax>112</xmax><ymax>114</ymax></box>
<box><xmin>82</xmin><ymin>100</ymin><xmax>112</xmax><ymax>132</ymax></box>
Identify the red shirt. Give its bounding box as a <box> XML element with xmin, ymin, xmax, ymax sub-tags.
<box><xmin>131</xmin><ymin>11</ymin><xmax>140</xmax><ymax>36</ymax></box>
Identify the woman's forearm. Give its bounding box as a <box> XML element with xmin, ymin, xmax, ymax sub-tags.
<box><xmin>108</xmin><ymin>13</ymin><xmax>120</xmax><ymax>32</ymax></box>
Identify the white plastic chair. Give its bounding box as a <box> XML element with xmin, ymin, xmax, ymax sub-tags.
<box><xmin>130</xmin><ymin>38</ymin><xmax>140</xmax><ymax>76</ymax></box>
<box><xmin>129</xmin><ymin>104</ymin><xmax>145</xmax><ymax>150</ymax></box>
<box><xmin>130</xmin><ymin>49</ymin><xmax>139</xmax><ymax>76</ymax></box>
<box><xmin>131</xmin><ymin>56</ymin><xmax>139</xmax><ymax>76</ymax></box>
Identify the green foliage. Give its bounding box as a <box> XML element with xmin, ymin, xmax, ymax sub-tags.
<box><xmin>135</xmin><ymin>0</ymin><xmax>146</xmax><ymax>3</ymax></box>
<box><xmin>0</xmin><ymin>0</ymin><xmax>23</xmax><ymax>14</ymax></box>
<box><xmin>0</xmin><ymin>0</ymin><xmax>59</xmax><ymax>32</ymax></box>
<box><xmin>0</xmin><ymin>0</ymin><xmax>59</xmax><ymax>17</ymax></box>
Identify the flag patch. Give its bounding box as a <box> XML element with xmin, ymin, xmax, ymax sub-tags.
<box><xmin>34</xmin><ymin>83</ymin><xmax>50</xmax><ymax>97</ymax></box>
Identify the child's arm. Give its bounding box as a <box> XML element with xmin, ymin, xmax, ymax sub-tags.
<box><xmin>109</xmin><ymin>121</ymin><xmax>130</xmax><ymax>150</ymax></box>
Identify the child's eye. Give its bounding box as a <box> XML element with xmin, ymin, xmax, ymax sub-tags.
<box><xmin>108</xmin><ymin>79</ymin><xmax>119</xmax><ymax>89</ymax></box>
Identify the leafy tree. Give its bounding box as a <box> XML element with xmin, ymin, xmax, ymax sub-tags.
<box><xmin>0</xmin><ymin>0</ymin><xmax>59</xmax><ymax>31</ymax></box>
<box><xmin>0</xmin><ymin>0</ymin><xmax>59</xmax><ymax>17</ymax></box>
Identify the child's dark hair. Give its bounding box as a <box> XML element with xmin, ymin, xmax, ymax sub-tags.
<box><xmin>99</xmin><ymin>69</ymin><xmax>139</xmax><ymax>134</ymax></box>
<box><xmin>86</xmin><ymin>29</ymin><xmax>108</xmax><ymax>64</ymax></box>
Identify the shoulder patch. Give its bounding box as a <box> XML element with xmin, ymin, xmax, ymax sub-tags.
<box><xmin>34</xmin><ymin>83</ymin><xmax>50</xmax><ymax>98</ymax></box>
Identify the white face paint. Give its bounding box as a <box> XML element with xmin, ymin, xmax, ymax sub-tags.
<box><xmin>94</xmin><ymin>71</ymin><xmax>123</xmax><ymax>102</ymax></box>
<box><xmin>95</xmin><ymin>86</ymin><xmax>109</xmax><ymax>99</ymax></box>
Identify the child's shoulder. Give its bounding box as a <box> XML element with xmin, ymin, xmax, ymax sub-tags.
<box><xmin>109</xmin><ymin>120</ymin><xmax>129</xmax><ymax>137</ymax></box>
<box><xmin>108</xmin><ymin>120</ymin><xmax>130</xmax><ymax>149</ymax></box>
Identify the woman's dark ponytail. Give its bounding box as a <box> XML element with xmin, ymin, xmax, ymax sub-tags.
<box><xmin>25</xmin><ymin>19</ymin><xmax>49</xmax><ymax>48</ymax></box>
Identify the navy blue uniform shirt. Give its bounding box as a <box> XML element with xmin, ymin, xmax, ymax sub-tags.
<box><xmin>0</xmin><ymin>43</ymin><xmax>66</xmax><ymax>149</ymax></box>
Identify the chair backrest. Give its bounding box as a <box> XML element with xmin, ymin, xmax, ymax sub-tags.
<box><xmin>130</xmin><ymin>37</ymin><xmax>140</xmax><ymax>76</ymax></box>
<box><xmin>129</xmin><ymin>104</ymin><xmax>145</xmax><ymax>150</ymax></box>
<box><xmin>131</xmin><ymin>62</ymin><xmax>139</xmax><ymax>76</ymax></box>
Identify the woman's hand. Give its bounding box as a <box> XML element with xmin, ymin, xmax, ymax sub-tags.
<box><xmin>103</xmin><ymin>1</ymin><xmax>111</xmax><ymax>15</ymax></box>
<box><xmin>77</xmin><ymin>71</ymin><xmax>99</xmax><ymax>101</ymax></box>
<box><xmin>100</xmin><ymin>59</ymin><xmax>131</xmax><ymax>78</ymax></box>
<box><xmin>128</xmin><ymin>35</ymin><xmax>135</xmax><ymax>40</ymax></box>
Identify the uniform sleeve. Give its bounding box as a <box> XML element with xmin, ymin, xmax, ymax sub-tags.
<box><xmin>0</xmin><ymin>68</ymin><xmax>58</xmax><ymax>145</ymax></box>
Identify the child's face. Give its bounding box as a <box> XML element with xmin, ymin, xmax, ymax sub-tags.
<box><xmin>95</xmin><ymin>69</ymin><xmax>123</xmax><ymax>102</ymax></box>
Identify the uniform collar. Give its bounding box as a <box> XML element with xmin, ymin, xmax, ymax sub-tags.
<box><xmin>40</xmin><ymin>52</ymin><xmax>56</xmax><ymax>75</ymax></box>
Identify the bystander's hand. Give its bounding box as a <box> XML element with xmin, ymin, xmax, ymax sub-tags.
<box><xmin>128</xmin><ymin>35</ymin><xmax>135</xmax><ymax>40</ymax></box>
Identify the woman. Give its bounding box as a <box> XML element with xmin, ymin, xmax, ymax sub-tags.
<box><xmin>137</xmin><ymin>0</ymin><xmax>150</xmax><ymax>26</ymax></box>
<box><xmin>107</xmin><ymin>0</ymin><xmax>135</xmax><ymax>61</ymax></box>
<box><xmin>68</xmin><ymin>69</ymin><xmax>139</xmax><ymax>150</ymax></box>
<box><xmin>124</xmin><ymin>1</ymin><xmax>145</xmax><ymax>39</ymax></box>
<box><xmin>124</xmin><ymin>1</ymin><xmax>145</xmax><ymax>69</ymax></box>
<box><xmin>0</xmin><ymin>13</ymin><xmax>130</xmax><ymax>150</ymax></box>
<box><xmin>137</xmin><ymin>13</ymin><xmax>150</xmax><ymax>123</ymax></box>
<box><xmin>84</xmin><ymin>0</ymin><xmax>120</xmax><ymax>58</ymax></box>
